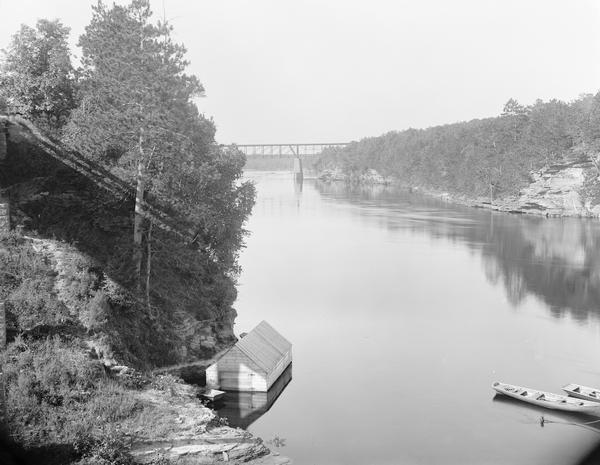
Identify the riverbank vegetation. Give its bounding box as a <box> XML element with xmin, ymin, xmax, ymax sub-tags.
<box><xmin>315</xmin><ymin>96</ymin><xmax>600</xmax><ymax>201</ymax></box>
<box><xmin>0</xmin><ymin>1</ymin><xmax>255</xmax><ymax>462</ymax></box>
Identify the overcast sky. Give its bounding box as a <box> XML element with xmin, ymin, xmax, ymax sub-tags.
<box><xmin>1</xmin><ymin>0</ymin><xmax>599</xmax><ymax>144</ymax></box>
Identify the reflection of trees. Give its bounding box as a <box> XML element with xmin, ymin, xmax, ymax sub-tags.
<box><xmin>314</xmin><ymin>181</ymin><xmax>600</xmax><ymax>322</ymax></box>
<box><xmin>479</xmin><ymin>216</ymin><xmax>600</xmax><ymax>322</ymax></box>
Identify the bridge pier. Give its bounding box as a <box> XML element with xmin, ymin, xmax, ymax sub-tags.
<box><xmin>293</xmin><ymin>156</ymin><xmax>303</xmax><ymax>181</ymax></box>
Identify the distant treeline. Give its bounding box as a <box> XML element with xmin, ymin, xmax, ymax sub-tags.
<box><xmin>315</xmin><ymin>95</ymin><xmax>600</xmax><ymax>199</ymax></box>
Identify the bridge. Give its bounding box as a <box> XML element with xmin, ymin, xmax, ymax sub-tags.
<box><xmin>230</xmin><ymin>142</ymin><xmax>349</xmax><ymax>157</ymax></box>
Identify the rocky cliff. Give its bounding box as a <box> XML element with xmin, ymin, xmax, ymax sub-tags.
<box><xmin>512</xmin><ymin>153</ymin><xmax>600</xmax><ymax>216</ymax></box>
<box><xmin>318</xmin><ymin>152</ymin><xmax>600</xmax><ymax>218</ymax></box>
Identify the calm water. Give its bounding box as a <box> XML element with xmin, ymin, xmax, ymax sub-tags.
<box><xmin>229</xmin><ymin>171</ymin><xmax>600</xmax><ymax>465</ymax></box>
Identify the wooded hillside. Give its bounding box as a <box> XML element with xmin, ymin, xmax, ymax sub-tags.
<box><xmin>316</xmin><ymin>95</ymin><xmax>600</xmax><ymax>201</ymax></box>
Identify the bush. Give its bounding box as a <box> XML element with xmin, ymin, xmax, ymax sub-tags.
<box><xmin>80</xmin><ymin>291</ymin><xmax>110</xmax><ymax>332</ymax></box>
<box><xmin>73</xmin><ymin>429</ymin><xmax>134</xmax><ymax>465</ymax></box>
<box><xmin>0</xmin><ymin>336</ymin><xmax>141</xmax><ymax>458</ymax></box>
<box><xmin>0</xmin><ymin>233</ymin><xmax>71</xmax><ymax>331</ymax></box>
<box><xmin>8</xmin><ymin>277</ymin><xmax>70</xmax><ymax>329</ymax></box>
<box><xmin>150</xmin><ymin>374</ymin><xmax>185</xmax><ymax>395</ymax></box>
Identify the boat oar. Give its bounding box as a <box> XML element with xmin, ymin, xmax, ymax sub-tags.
<box><xmin>539</xmin><ymin>416</ymin><xmax>600</xmax><ymax>435</ymax></box>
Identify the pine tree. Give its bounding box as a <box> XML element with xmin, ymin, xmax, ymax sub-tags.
<box><xmin>64</xmin><ymin>0</ymin><xmax>254</xmax><ymax>295</ymax></box>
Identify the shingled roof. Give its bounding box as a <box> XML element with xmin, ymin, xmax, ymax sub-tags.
<box><xmin>236</xmin><ymin>320</ymin><xmax>292</xmax><ymax>373</ymax></box>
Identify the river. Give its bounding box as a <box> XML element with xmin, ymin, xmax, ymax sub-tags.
<box><xmin>227</xmin><ymin>170</ymin><xmax>600</xmax><ymax>465</ymax></box>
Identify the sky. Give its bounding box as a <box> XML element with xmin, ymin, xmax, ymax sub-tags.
<box><xmin>1</xmin><ymin>0</ymin><xmax>600</xmax><ymax>144</ymax></box>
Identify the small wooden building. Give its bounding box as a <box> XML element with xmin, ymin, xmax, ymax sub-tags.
<box><xmin>206</xmin><ymin>320</ymin><xmax>292</xmax><ymax>392</ymax></box>
<box><xmin>217</xmin><ymin>364</ymin><xmax>292</xmax><ymax>428</ymax></box>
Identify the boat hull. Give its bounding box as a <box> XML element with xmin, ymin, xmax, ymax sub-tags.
<box><xmin>562</xmin><ymin>383</ymin><xmax>600</xmax><ymax>403</ymax></box>
<box><xmin>493</xmin><ymin>382</ymin><xmax>600</xmax><ymax>415</ymax></box>
<box><xmin>201</xmin><ymin>389</ymin><xmax>226</xmax><ymax>402</ymax></box>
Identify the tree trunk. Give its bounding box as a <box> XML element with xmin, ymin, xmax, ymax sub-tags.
<box><xmin>133</xmin><ymin>128</ymin><xmax>146</xmax><ymax>287</ymax></box>
<box><xmin>591</xmin><ymin>153</ymin><xmax>600</xmax><ymax>176</ymax></box>
<box><xmin>146</xmin><ymin>221</ymin><xmax>152</xmax><ymax>309</ymax></box>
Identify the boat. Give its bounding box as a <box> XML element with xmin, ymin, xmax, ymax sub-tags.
<box><xmin>200</xmin><ymin>388</ymin><xmax>226</xmax><ymax>402</ymax></box>
<box><xmin>562</xmin><ymin>383</ymin><xmax>600</xmax><ymax>403</ymax></box>
<box><xmin>492</xmin><ymin>382</ymin><xmax>600</xmax><ymax>415</ymax></box>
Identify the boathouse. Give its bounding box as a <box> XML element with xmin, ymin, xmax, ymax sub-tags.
<box><xmin>206</xmin><ymin>320</ymin><xmax>292</xmax><ymax>392</ymax></box>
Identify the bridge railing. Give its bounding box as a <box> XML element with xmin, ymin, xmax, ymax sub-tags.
<box><xmin>225</xmin><ymin>143</ymin><xmax>349</xmax><ymax>157</ymax></box>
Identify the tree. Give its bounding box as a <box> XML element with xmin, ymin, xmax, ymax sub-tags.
<box><xmin>525</xmin><ymin>99</ymin><xmax>572</xmax><ymax>166</ymax></box>
<box><xmin>0</xmin><ymin>19</ymin><xmax>75</xmax><ymax>131</ymax></box>
<box><xmin>501</xmin><ymin>98</ymin><xmax>527</xmax><ymax>118</ymax></box>
<box><xmin>581</xmin><ymin>91</ymin><xmax>600</xmax><ymax>175</ymax></box>
<box><xmin>501</xmin><ymin>98</ymin><xmax>529</xmax><ymax>143</ymax></box>
<box><xmin>64</xmin><ymin>0</ymin><xmax>254</xmax><ymax>297</ymax></box>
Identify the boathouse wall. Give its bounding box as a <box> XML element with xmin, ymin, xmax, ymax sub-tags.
<box><xmin>206</xmin><ymin>346</ymin><xmax>267</xmax><ymax>391</ymax></box>
<box><xmin>206</xmin><ymin>320</ymin><xmax>292</xmax><ymax>392</ymax></box>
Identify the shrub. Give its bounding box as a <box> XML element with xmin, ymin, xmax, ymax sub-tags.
<box><xmin>8</xmin><ymin>277</ymin><xmax>70</xmax><ymax>329</ymax></box>
<box><xmin>0</xmin><ymin>336</ymin><xmax>141</xmax><ymax>455</ymax></box>
<box><xmin>80</xmin><ymin>291</ymin><xmax>110</xmax><ymax>332</ymax></box>
<box><xmin>73</xmin><ymin>429</ymin><xmax>134</xmax><ymax>465</ymax></box>
<box><xmin>150</xmin><ymin>374</ymin><xmax>185</xmax><ymax>395</ymax></box>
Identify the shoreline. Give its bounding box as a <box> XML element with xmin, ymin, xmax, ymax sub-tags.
<box><xmin>316</xmin><ymin>166</ymin><xmax>600</xmax><ymax>219</ymax></box>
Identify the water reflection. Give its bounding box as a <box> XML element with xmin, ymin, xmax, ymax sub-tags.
<box><xmin>293</xmin><ymin>176</ymin><xmax>303</xmax><ymax>195</ymax></box>
<box><xmin>314</xmin><ymin>181</ymin><xmax>600</xmax><ymax>322</ymax></box>
<box><xmin>237</xmin><ymin>172</ymin><xmax>600</xmax><ymax>465</ymax></box>
<box><xmin>492</xmin><ymin>394</ymin><xmax>600</xmax><ymax>433</ymax></box>
<box><xmin>216</xmin><ymin>365</ymin><xmax>292</xmax><ymax>429</ymax></box>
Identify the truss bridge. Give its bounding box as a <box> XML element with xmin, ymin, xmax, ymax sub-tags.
<box><xmin>231</xmin><ymin>142</ymin><xmax>349</xmax><ymax>157</ymax></box>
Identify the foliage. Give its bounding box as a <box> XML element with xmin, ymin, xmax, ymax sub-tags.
<box><xmin>0</xmin><ymin>335</ymin><xmax>200</xmax><ymax>464</ymax></box>
<box><xmin>0</xmin><ymin>4</ymin><xmax>255</xmax><ymax>463</ymax></box>
<box><xmin>0</xmin><ymin>19</ymin><xmax>76</xmax><ymax>132</ymax></box>
<box><xmin>0</xmin><ymin>0</ymin><xmax>254</xmax><ymax>364</ymax></box>
<box><xmin>0</xmin><ymin>337</ymin><xmax>165</xmax><ymax>464</ymax></box>
<box><xmin>73</xmin><ymin>431</ymin><xmax>134</xmax><ymax>465</ymax></box>
<box><xmin>0</xmin><ymin>232</ymin><xmax>70</xmax><ymax>330</ymax></box>
<box><xmin>1</xmin><ymin>337</ymin><xmax>135</xmax><ymax>444</ymax></box>
<box><xmin>150</xmin><ymin>374</ymin><xmax>185</xmax><ymax>394</ymax></box>
<box><xmin>316</xmin><ymin>94</ymin><xmax>600</xmax><ymax>200</ymax></box>
<box><xmin>62</xmin><ymin>0</ymin><xmax>255</xmax><ymax>271</ymax></box>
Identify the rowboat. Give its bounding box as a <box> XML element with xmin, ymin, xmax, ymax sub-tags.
<box><xmin>492</xmin><ymin>382</ymin><xmax>600</xmax><ymax>415</ymax></box>
<box><xmin>200</xmin><ymin>388</ymin><xmax>226</xmax><ymax>402</ymax></box>
<box><xmin>562</xmin><ymin>383</ymin><xmax>600</xmax><ymax>403</ymax></box>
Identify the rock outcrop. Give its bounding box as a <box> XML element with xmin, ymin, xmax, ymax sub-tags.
<box><xmin>515</xmin><ymin>154</ymin><xmax>600</xmax><ymax>217</ymax></box>
<box><xmin>128</xmin><ymin>382</ymin><xmax>291</xmax><ymax>464</ymax></box>
<box><xmin>319</xmin><ymin>168</ymin><xmax>392</xmax><ymax>185</ymax></box>
<box><xmin>318</xmin><ymin>152</ymin><xmax>600</xmax><ymax>218</ymax></box>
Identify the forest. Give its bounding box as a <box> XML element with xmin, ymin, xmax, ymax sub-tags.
<box><xmin>0</xmin><ymin>0</ymin><xmax>255</xmax><ymax>354</ymax></box>
<box><xmin>0</xmin><ymin>2</ymin><xmax>256</xmax><ymax>463</ymax></box>
<box><xmin>315</xmin><ymin>95</ymin><xmax>600</xmax><ymax>202</ymax></box>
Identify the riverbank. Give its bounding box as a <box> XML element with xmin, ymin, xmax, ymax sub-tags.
<box><xmin>317</xmin><ymin>152</ymin><xmax>600</xmax><ymax>218</ymax></box>
<box><xmin>124</xmin><ymin>376</ymin><xmax>290</xmax><ymax>465</ymax></box>
<box><xmin>0</xmin><ymin>115</ymin><xmax>283</xmax><ymax>464</ymax></box>
<box><xmin>0</xmin><ymin>230</ymin><xmax>289</xmax><ymax>464</ymax></box>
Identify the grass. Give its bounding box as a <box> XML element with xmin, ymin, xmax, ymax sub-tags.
<box><xmin>0</xmin><ymin>335</ymin><xmax>212</xmax><ymax>464</ymax></box>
